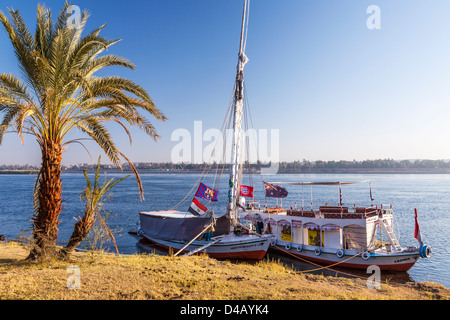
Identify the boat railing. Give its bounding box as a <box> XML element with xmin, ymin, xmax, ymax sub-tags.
<box><xmin>245</xmin><ymin>201</ymin><xmax>394</xmax><ymax>220</ymax></box>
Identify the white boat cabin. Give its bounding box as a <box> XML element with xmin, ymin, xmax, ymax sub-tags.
<box><xmin>239</xmin><ymin>181</ymin><xmax>401</xmax><ymax>255</ymax></box>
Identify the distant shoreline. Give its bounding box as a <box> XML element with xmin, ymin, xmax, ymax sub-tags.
<box><xmin>3</xmin><ymin>159</ymin><xmax>450</xmax><ymax>175</ymax></box>
<box><xmin>0</xmin><ymin>170</ymin><xmax>39</xmax><ymax>175</ymax></box>
<box><xmin>2</xmin><ymin>168</ymin><xmax>450</xmax><ymax>175</ymax></box>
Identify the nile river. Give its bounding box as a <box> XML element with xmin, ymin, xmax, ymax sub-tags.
<box><xmin>1</xmin><ymin>172</ymin><xmax>448</xmax><ymax>288</ymax></box>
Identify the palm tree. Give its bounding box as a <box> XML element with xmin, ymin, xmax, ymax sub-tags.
<box><xmin>0</xmin><ymin>3</ymin><xmax>166</xmax><ymax>260</ymax></box>
<box><xmin>62</xmin><ymin>156</ymin><xmax>129</xmax><ymax>257</ymax></box>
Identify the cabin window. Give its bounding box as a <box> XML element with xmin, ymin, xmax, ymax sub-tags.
<box><xmin>281</xmin><ymin>225</ymin><xmax>291</xmax><ymax>242</ymax></box>
<box><xmin>308</xmin><ymin>229</ymin><xmax>324</xmax><ymax>247</ymax></box>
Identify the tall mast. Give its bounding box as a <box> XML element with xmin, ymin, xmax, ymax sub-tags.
<box><xmin>228</xmin><ymin>0</ymin><xmax>249</xmax><ymax>224</ymax></box>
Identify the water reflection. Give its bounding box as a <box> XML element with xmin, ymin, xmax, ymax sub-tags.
<box><xmin>265</xmin><ymin>250</ymin><xmax>415</xmax><ymax>285</ymax></box>
<box><xmin>136</xmin><ymin>238</ymin><xmax>170</xmax><ymax>256</ymax></box>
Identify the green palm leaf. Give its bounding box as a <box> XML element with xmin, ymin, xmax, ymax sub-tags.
<box><xmin>0</xmin><ymin>2</ymin><xmax>166</xmax><ymax>259</ymax></box>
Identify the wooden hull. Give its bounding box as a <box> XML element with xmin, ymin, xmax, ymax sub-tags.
<box><xmin>139</xmin><ymin>230</ymin><xmax>271</xmax><ymax>260</ymax></box>
<box><xmin>270</xmin><ymin>244</ymin><xmax>420</xmax><ymax>272</ymax></box>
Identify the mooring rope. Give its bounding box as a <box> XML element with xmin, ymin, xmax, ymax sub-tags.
<box><xmin>273</xmin><ymin>246</ymin><xmax>411</xmax><ymax>286</ymax></box>
<box><xmin>173</xmin><ymin>222</ymin><xmax>215</xmax><ymax>257</ymax></box>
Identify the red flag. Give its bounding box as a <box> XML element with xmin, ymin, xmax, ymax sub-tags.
<box><xmin>240</xmin><ymin>185</ymin><xmax>254</xmax><ymax>198</ymax></box>
<box><xmin>414</xmin><ymin>209</ymin><xmax>423</xmax><ymax>244</ymax></box>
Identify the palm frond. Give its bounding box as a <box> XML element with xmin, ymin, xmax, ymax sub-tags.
<box><xmin>0</xmin><ymin>105</ymin><xmax>20</xmax><ymax>143</ymax></box>
<box><xmin>15</xmin><ymin>104</ymin><xmax>36</xmax><ymax>144</ymax></box>
<box><xmin>75</xmin><ymin>117</ymin><xmax>121</xmax><ymax>166</ymax></box>
<box><xmin>0</xmin><ymin>72</ymin><xmax>33</xmax><ymax>102</ymax></box>
<box><xmin>116</xmin><ymin>149</ymin><xmax>144</xmax><ymax>201</ymax></box>
<box><xmin>81</xmin><ymin>55</ymin><xmax>136</xmax><ymax>78</ymax></box>
<box><xmin>35</xmin><ymin>3</ymin><xmax>54</xmax><ymax>57</ymax></box>
<box><xmin>0</xmin><ymin>9</ymin><xmax>44</xmax><ymax>98</ymax></box>
<box><xmin>1</xmin><ymin>3</ymin><xmax>167</xmax><ymax>210</ymax></box>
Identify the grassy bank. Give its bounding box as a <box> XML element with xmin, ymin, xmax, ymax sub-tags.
<box><xmin>0</xmin><ymin>241</ymin><xmax>448</xmax><ymax>300</ymax></box>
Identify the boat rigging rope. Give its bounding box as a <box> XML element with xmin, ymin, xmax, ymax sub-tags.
<box><xmin>168</xmin><ymin>0</ymin><xmax>252</xmax><ymax>215</ymax></box>
<box><xmin>166</xmin><ymin>88</ymin><xmax>237</xmax><ymax>219</ymax></box>
<box><xmin>168</xmin><ymin>166</ymin><xmax>211</xmax><ymax>211</ymax></box>
<box><xmin>242</xmin><ymin>0</ymin><xmax>250</xmax><ymax>53</ymax></box>
<box><xmin>168</xmin><ymin>87</ymin><xmax>236</xmax><ymax>213</ymax></box>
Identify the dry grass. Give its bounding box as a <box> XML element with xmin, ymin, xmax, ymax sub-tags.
<box><xmin>0</xmin><ymin>241</ymin><xmax>448</xmax><ymax>300</ymax></box>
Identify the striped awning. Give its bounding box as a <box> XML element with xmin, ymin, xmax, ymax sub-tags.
<box><xmin>304</xmin><ymin>222</ymin><xmax>320</xmax><ymax>231</ymax></box>
<box><xmin>277</xmin><ymin>219</ymin><xmax>291</xmax><ymax>226</ymax></box>
<box><xmin>322</xmin><ymin>224</ymin><xmax>341</xmax><ymax>231</ymax></box>
<box><xmin>292</xmin><ymin>220</ymin><xmax>302</xmax><ymax>228</ymax></box>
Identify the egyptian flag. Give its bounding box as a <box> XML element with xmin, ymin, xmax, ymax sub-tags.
<box><xmin>339</xmin><ymin>186</ymin><xmax>343</xmax><ymax>206</ymax></box>
<box><xmin>240</xmin><ymin>185</ymin><xmax>254</xmax><ymax>198</ymax></box>
<box><xmin>195</xmin><ymin>183</ymin><xmax>219</xmax><ymax>202</ymax></box>
<box><xmin>414</xmin><ymin>209</ymin><xmax>423</xmax><ymax>244</ymax></box>
<box><xmin>188</xmin><ymin>198</ymin><xmax>208</xmax><ymax>216</ymax></box>
<box><xmin>264</xmin><ymin>182</ymin><xmax>288</xmax><ymax>198</ymax></box>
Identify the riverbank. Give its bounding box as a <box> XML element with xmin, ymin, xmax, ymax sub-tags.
<box><xmin>0</xmin><ymin>241</ymin><xmax>448</xmax><ymax>300</ymax></box>
<box><xmin>0</xmin><ymin>170</ymin><xmax>39</xmax><ymax>174</ymax></box>
<box><xmin>2</xmin><ymin>167</ymin><xmax>450</xmax><ymax>175</ymax></box>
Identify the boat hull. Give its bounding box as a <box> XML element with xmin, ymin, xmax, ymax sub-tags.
<box><xmin>138</xmin><ymin>229</ymin><xmax>271</xmax><ymax>260</ymax></box>
<box><xmin>270</xmin><ymin>244</ymin><xmax>420</xmax><ymax>272</ymax></box>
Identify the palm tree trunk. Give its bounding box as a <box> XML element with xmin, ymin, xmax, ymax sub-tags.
<box><xmin>28</xmin><ymin>139</ymin><xmax>63</xmax><ymax>260</ymax></box>
<box><xmin>62</xmin><ymin>210</ymin><xmax>96</xmax><ymax>256</ymax></box>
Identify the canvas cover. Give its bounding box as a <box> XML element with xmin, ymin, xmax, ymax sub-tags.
<box><xmin>140</xmin><ymin>211</ymin><xmax>213</xmax><ymax>242</ymax></box>
<box><xmin>213</xmin><ymin>215</ymin><xmax>231</xmax><ymax>236</ymax></box>
<box><xmin>343</xmin><ymin>225</ymin><xmax>367</xmax><ymax>250</ymax></box>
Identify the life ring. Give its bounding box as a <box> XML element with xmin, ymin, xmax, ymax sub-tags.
<box><xmin>285</xmin><ymin>243</ymin><xmax>291</xmax><ymax>250</ymax></box>
<box><xmin>361</xmin><ymin>251</ymin><xmax>371</xmax><ymax>260</ymax></box>
<box><xmin>296</xmin><ymin>245</ymin><xmax>303</xmax><ymax>252</ymax></box>
<box><xmin>419</xmin><ymin>244</ymin><xmax>432</xmax><ymax>259</ymax></box>
<box><xmin>314</xmin><ymin>248</ymin><xmax>321</xmax><ymax>256</ymax></box>
<box><xmin>336</xmin><ymin>249</ymin><xmax>344</xmax><ymax>258</ymax></box>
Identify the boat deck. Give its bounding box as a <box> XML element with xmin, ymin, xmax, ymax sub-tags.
<box><xmin>245</xmin><ymin>204</ymin><xmax>391</xmax><ymax>220</ymax></box>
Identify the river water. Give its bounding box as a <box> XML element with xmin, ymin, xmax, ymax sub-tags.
<box><xmin>0</xmin><ymin>172</ymin><xmax>448</xmax><ymax>288</ymax></box>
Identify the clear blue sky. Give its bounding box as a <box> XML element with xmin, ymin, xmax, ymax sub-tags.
<box><xmin>2</xmin><ymin>0</ymin><xmax>450</xmax><ymax>166</ymax></box>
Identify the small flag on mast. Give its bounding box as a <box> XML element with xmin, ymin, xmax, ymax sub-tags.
<box><xmin>240</xmin><ymin>185</ymin><xmax>254</xmax><ymax>198</ymax></box>
<box><xmin>188</xmin><ymin>198</ymin><xmax>208</xmax><ymax>216</ymax></box>
<box><xmin>195</xmin><ymin>183</ymin><xmax>219</xmax><ymax>202</ymax></box>
<box><xmin>264</xmin><ymin>182</ymin><xmax>288</xmax><ymax>198</ymax></box>
<box><xmin>414</xmin><ymin>208</ymin><xmax>423</xmax><ymax>244</ymax></box>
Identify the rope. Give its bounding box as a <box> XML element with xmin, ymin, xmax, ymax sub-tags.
<box><xmin>173</xmin><ymin>222</ymin><xmax>215</xmax><ymax>257</ymax></box>
<box><xmin>168</xmin><ymin>167</ymin><xmax>210</xmax><ymax>211</ymax></box>
<box><xmin>272</xmin><ymin>246</ymin><xmax>413</xmax><ymax>287</ymax></box>
<box><xmin>169</xmin><ymin>81</ymin><xmax>236</xmax><ymax>213</ymax></box>
<box><xmin>243</xmin><ymin>0</ymin><xmax>250</xmax><ymax>53</ymax></box>
<box><xmin>279</xmin><ymin>247</ymin><xmax>365</xmax><ymax>273</ymax></box>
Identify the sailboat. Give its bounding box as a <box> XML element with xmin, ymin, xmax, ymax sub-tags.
<box><xmin>138</xmin><ymin>0</ymin><xmax>272</xmax><ymax>260</ymax></box>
